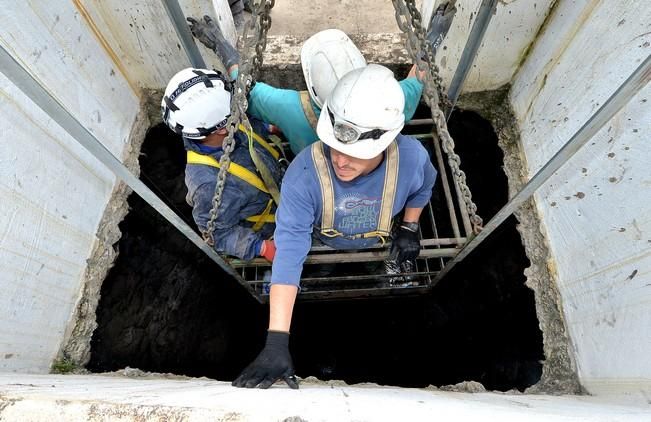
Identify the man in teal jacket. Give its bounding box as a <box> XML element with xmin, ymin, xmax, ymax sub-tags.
<box><xmin>187</xmin><ymin>4</ymin><xmax>454</xmax><ymax>155</ymax></box>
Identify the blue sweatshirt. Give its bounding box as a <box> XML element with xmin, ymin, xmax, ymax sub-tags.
<box><xmin>271</xmin><ymin>134</ymin><xmax>437</xmax><ymax>286</ymax></box>
<box><xmin>184</xmin><ymin>125</ymin><xmax>283</xmax><ymax>260</ymax></box>
<box><xmin>232</xmin><ymin>70</ymin><xmax>424</xmax><ymax>155</ymax></box>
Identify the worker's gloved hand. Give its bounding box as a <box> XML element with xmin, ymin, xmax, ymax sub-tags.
<box><xmin>232</xmin><ymin>331</ymin><xmax>299</xmax><ymax>389</ymax></box>
<box><xmin>389</xmin><ymin>221</ymin><xmax>421</xmax><ymax>266</ymax></box>
<box><xmin>259</xmin><ymin>239</ymin><xmax>276</xmax><ymax>262</ymax></box>
<box><xmin>186</xmin><ymin>15</ymin><xmax>240</xmax><ymax>69</ymax></box>
<box><xmin>426</xmin><ymin>1</ymin><xmax>456</xmax><ymax>52</ymax></box>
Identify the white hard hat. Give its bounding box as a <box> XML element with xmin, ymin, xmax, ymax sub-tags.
<box><xmin>301</xmin><ymin>29</ymin><xmax>367</xmax><ymax>109</ymax></box>
<box><xmin>317</xmin><ymin>64</ymin><xmax>405</xmax><ymax>160</ymax></box>
<box><xmin>161</xmin><ymin>68</ymin><xmax>232</xmax><ymax>140</ymax></box>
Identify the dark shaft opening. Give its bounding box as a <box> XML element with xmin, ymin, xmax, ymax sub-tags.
<box><xmin>89</xmin><ymin>104</ymin><xmax>543</xmax><ymax>391</ymax></box>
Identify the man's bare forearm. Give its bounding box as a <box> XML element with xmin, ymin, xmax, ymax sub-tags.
<box><xmin>268</xmin><ymin>284</ymin><xmax>299</xmax><ymax>332</ymax></box>
<box><xmin>403</xmin><ymin>207</ymin><xmax>424</xmax><ymax>224</ymax></box>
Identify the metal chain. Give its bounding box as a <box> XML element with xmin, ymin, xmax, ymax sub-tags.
<box><xmin>204</xmin><ymin>0</ymin><xmax>275</xmax><ymax>245</ymax></box>
<box><xmin>392</xmin><ymin>0</ymin><xmax>483</xmax><ymax>234</ymax></box>
<box><xmin>400</xmin><ymin>0</ymin><xmax>448</xmax><ymax>110</ymax></box>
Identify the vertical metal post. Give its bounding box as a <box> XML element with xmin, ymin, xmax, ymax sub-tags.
<box><xmin>0</xmin><ymin>45</ymin><xmax>261</xmax><ymax>302</ymax></box>
<box><xmin>161</xmin><ymin>0</ymin><xmax>207</xmax><ymax>68</ymax></box>
<box><xmin>446</xmin><ymin>0</ymin><xmax>498</xmax><ymax>118</ymax></box>
<box><xmin>433</xmin><ymin>54</ymin><xmax>651</xmax><ymax>285</ymax></box>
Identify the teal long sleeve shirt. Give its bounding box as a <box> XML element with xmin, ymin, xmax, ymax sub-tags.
<box><xmin>232</xmin><ymin>70</ymin><xmax>424</xmax><ymax>155</ymax></box>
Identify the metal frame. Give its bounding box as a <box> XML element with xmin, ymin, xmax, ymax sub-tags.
<box><xmin>432</xmin><ymin>53</ymin><xmax>651</xmax><ymax>285</ymax></box>
<box><xmin>446</xmin><ymin>0</ymin><xmax>499</xmax><ymax>119</ymax></box>
<box><xmin>236</xmin><ymin>52</ymin><xmax>651</xmax><ymax>300</ymax></box>
<box><xmin>236</xmin><ymin>119</ymin><xmax>475</xmax><ymax>301</ymax></box>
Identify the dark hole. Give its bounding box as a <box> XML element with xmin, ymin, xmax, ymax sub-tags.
<box><xmin>88</xmin><ymin>103</ymin><xmax>543</xmax><ymax>391</ymax></box>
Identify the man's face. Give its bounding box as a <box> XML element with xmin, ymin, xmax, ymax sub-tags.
<box><xmin>329</xmin><ymin>147</ymin><xmax>381</xmax><ymax>182</ymax></box>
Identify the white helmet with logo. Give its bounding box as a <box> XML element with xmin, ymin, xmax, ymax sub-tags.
<box><xmin>161</xmin><ymin>68</ymin><xmax>232</xmax><ymax>140</ymax></box>
<box><xmin>301</xmin><ymin>29</ymin><xmax>367</xmax><ymax>109</ymax></box>
<box><xmin>317</xmin><ymin>64</ymin><xmax>405</xmax><ymax>159</ymax></box>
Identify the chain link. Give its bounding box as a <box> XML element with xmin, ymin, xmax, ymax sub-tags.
<box><xmin>204</xmin><ymin>0</ymin><xmax>275</xmax><ymax>245</ymax></box>
<box><xmin>392</xmin><ymin>0</ymin><xmax>483</xmax><ymax>234</ymax></box>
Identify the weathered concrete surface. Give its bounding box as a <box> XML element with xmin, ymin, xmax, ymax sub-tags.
<box><xmin>1</xmin><ymin>373</ymin><xmax>650</xmax><ymax>421</ymax></box>
<box><xmin>457</xmin><ymin>88</ymin><xmax>582</xmax><ymax>394</ymax></box>
<box><xmin>509</xmin><ymin>0</ymin><xmax>651</xmax><ymax>396</ymax></box>
<box><xmin>0</xmin><ymin>3</ymin><xmax>140</xmax><ymax>373</ymax></box>
<box><xmin>267</xmin><ymin>0</ymin><xmax>402</xmax><ymax>36</ymax></box>
<box><xmin>256</xmin><ymin>33</ymin><xmax>412</xmax><ymax>90</ymax></box>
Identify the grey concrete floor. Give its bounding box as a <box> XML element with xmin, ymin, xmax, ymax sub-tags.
<box><xmin>267</xmin><ymin>0</ymin><xmax>409</xmax><ymax>36</ymax></box>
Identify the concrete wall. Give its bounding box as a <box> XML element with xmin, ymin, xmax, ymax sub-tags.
<box><xmin>0</xmin><ymin>3</ymin><xmax>137</xmax><ymax>372</ymax></box>
<box><xmin>0</xmin><ymin>0</ymin><xmax>238</xmax><ymax>373</ymax></box>
<box><xmin>435</xmin><ymin>0</ymin><xmax>556</xmax><ymax>93</ymax></box>
<box><xmin>510</xmin><ymin>0</ymin><xmax>651</xmax><ymax>395</ymax></box>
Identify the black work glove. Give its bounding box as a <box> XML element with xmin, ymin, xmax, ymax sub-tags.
<box><xmin>232</xmin><ymin>331</ymin><xmax>299</xmax><ymax>389</ymax></box>
<box><xmin>389</xmin><ymin>221</ymin><xmax>421</xmax><ymax>266</ymax></box>
<box><xmin>186</xmin><ymin>15</ymin><xmax>240</xmax><ymax>69</ymax></box>
<box><xmin>426</xmin><ymin>1</ymin><xmax>456</xmax><ymax>52</ymax></box>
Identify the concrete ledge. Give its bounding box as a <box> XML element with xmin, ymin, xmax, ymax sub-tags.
<box><xmin>1</xmin><ymin>373</ymin><xmax>649</xmax><ymax>421</ymax></box>
<box><xmin>264</xmin><ymin>33</ymin><xmax>411</xmax><ymax>67</ymax></box>
<box><xmin>259</xmin><ymin>33</ymin><xmax>412</xmax><ymax>90</ymax></box>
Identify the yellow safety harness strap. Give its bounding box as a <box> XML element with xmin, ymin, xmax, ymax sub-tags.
<box><xmin>377</xmin><ymin>141</ymin><xmax>399</xmax><ymax>236</ymax></box>
<box><xmin>238</xmin><ymin>123</ymin><xmax>280</xmax><ymax>160</ymax></box>
<box><xmin>244</xmin><ymin>123</ymin><xmax>281</xmax><ymax>205</ymax></box>
<box><xmin>245</xmin><ymin>199</ymin><xmax>275</xmax><ymax>231</ymax></box>
<box><xmin>299</xmin><ymin>90</ymin><xmax>319</xmax><ymax>129</ymax></box>
<box><xmin>187</xmin><ymin>150</ymin><xmax>268</xmax><ymax>193</ymax></box>
<box><xmin>188</xmin><ymin>151</ymin><xmax>276</xmax><ymax>232</ymax></box>
<box><xmin>311</xmin><ymin>141</ymin><xmax>399</xmax><ymax>245</ymax></box>
<box><xmin>312</xmin><ymin>142</ymin><xmax>336</xmax><ymax>234</ymax></box>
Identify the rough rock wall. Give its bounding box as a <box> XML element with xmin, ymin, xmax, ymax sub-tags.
<box><xmin>458</xmin><ymin>89</ymin><xmax>583</xmax><ymax>394</ymax></box>
<box><xmin>57</xmin><ymin>105</ymin><xmax>150</xmax><ymax>368</ymax></box>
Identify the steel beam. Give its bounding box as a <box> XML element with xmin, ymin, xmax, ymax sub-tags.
<box><xmin>432</xmin><ymin>54</ymin><xmax>651</xmax><ymax>285</ymax></box>
<box><xmin>446</xmin><ymin>0</ymin><xmax>498</xmax><ymax>118</ymax></box>
<box><xmin>161</xmin><ymin>0</ymin><xmax>207</xmax><ymax>68</ymax></box>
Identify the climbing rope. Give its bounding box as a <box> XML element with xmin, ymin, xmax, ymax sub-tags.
<box><xmin>204</xmin><ymin>0</ymin><xmax>276</xmax><ymax>245</ymax></box>
<box><xmin>392</xmin><ymin>0</ymin><xmax>483</xmax><ymax>234</ymax></box>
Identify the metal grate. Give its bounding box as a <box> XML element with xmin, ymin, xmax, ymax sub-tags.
<box><xmin>228</xmin><ymin>119</ymin><xmax>474</xmax><ymax>301</ymax></box>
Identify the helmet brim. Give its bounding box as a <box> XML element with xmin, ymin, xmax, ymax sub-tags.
<box><xmin>316</xmin><ymin>104</ymin><xmax>402</xmax><ymax>160</ymax></box>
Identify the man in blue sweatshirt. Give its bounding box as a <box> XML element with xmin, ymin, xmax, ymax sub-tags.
<box><xmin>232</xmin><ymin>64</ymin><xmax>438</xmax><ymax>389</ymax></box>
<box><xmin>161</xmin><ymin>68</ymin><xmax>282</xmax><ymax>261</ymax></box>
<box><xmin>187</xmin><ymin>4</ymin><xmax>455</xmax><ymax>155</ymax></box>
